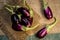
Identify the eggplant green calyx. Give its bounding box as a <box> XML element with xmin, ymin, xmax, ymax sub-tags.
<box><xmin>5</xmin><ymin>4</ymin><xmax>21</xmax><ymax>15</ymax></box>
<box><xmin>17</xmin><ymin>14</ymin><xmax>22</xmax><ymax>21</ymax></box>
<box><xmin>43</xmin><ymin>0</ymin><xmax>48</xmax><ymax>9</ymax></box>
<box><xmin>46</xmin><ymin>17</ymin><xmax>57</xmax><ymax>32</ymax></box>
<box><xmin>44</xmin><ymin>2</ymin><xmax>48</xmax><ymax>9</ymax></box>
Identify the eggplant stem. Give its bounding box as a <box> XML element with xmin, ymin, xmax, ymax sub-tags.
<box><xmin>5</xmin><ymin>4</ymin><xmax>15</xmax><ymax>8</ymax></box>
<box><xmin>5</xmin><ymin>4</ymin><xmax>22</xmax><ymax>15</ymax></box>
<box><xmin>5</xmin><ymin>7</ymin><xmax>13</xmax><ymax>13</ymax></box>
<box><xmin>23</xmin><ymin>0</ymin><xmax>25</xmax><ymax>6</ymax></box>
<box><xmin>25</xmin><ymin>1</ymin><xmax>34</xmax><ymax>17</ymax></box>
<box><xmin>46</xmin><ymin>17</ymin><xmax>57</xmax><ymax>32</ymax></box>
<box><xmin>29</xmin><ymin>10</ymin><xmax>34</xmax><ymax>17</ymax></box>
<box><xmin>5</xmin><ymin>4</ymin><xmax>15</xmax><ymax>14</ymax></box>
<box><xmin>25</xmin><ymin>1</ymin><xmax>31</xmax><ymax>10</ymax></box>
<box><xmin>17</xmin><ymin>14</ymin><xmax>22</xmax><ymax>21</ymax></box>
<box><xmin>22</xmin><ymin>24</ymin><xmax>39</xmax><ymax>31</ymax></box>
<box><xmin>49</xmin><ymin>17</ymin><xmax>56</xmax><ymax>25</ymax></box>
<box><xmin>43</xmin><ymin>0</ymin><xmax>48</xmax><ymax>9</ymax></box>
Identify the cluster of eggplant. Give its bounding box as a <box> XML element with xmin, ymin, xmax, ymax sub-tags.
<box><xmin>5</xmin><ymin>0</ymin><xmax>40</xmax><ymax>31</ymax></box>
<box><xmin>4</xmin><ymin>0</ymin><xmax>36</xmax><ymax>31</ymax></box>
<box><xmin>11</xmin><ymin>7</ymin><xmax>33</xmax><ymax>31</ymax></box>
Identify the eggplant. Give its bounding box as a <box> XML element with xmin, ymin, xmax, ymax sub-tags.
<box><xmin>11</xmin><ymin>14</ymin><xmax>19</xmax><ymax>24</ymax></box>
<box><xmin>11</xmin><ymin>14</ymin><xmax>22</xmax><ymax>31</ymax></box>
<box><xmin>16</xmin><ymin>7</ymin><xmax>30</xmax><ymax>18</ymax></box>
<box><xmin>36</xmin><ymin>17</ymin><xmax>57</xmax><ymax>38</ymax></box>
<box><xmin>21</xmin><ymin>17</ymin><xmax>30</xmax><ymax>27</ymax></box>
<box><xmin>12</xmin><ymin>23</ymin><xmax>22</xmax><ymax>31</ymax></box>
<box><xmin>21</xmin><ymin>17</ymin><xmax>33</xmax><ymax>27</ymax></box>
<box><xmin>28</xmin><ymin>17</ymin><xmax>33</xmax><ymax>25</ymax></box>
<box><xmin>43</xmin><ymin>0</ymin><xmax>53</xmax><ymax>19</ymax></box>
<box><xmin>36</xmin><ymin>27</ymin><xmax>47</xmax><ymax>38</ymax></box>
<box><xmin>44</xmin><ymin>6</ymin><xmax>53</xmax><ymax>19</ymax></box>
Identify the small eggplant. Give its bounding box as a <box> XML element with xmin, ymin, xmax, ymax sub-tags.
<box><xmin>21</xmin><ymin>16</ymin><xmax>33</xmax><ymax>27</ymax></box>
<box><xmin>11</xmin><ymin>14</ymin><xmax>22</xmax><ymax>31</ymax></box>
<box><xmin>36</xmin><ymin>17</ymin><xmax>57</xmax><ymax>38</ymax></box>
<box><xmin>11</xmin><ymin>14</ymin><xmax>21</xmax><ymax>24</ymax></box>
<box><xmin>12</xmin><ymin>23</ymin><xmax>22</xmax><ymax>31</ymax></box>
<box><xmin>11</xmin><ymin>14</ymin><xmax>19</xmax><ymax>24</ymax></box>
<box><xmin>43</xmin><ymin>0</ymin><xmax>53</xmax><ymax>19</ymax></box>
<box><xmin>44</xmin><ymin>6</ymin><xmax>53</xmax><ymax>19</ymax></box>
<box><xmin>16</xmin><ymin>7</ymin><xmax>30</xmax><ymax>18</ymax></box>
<box><xmin>36</xmin><ymin>27</ymin><xmax>47</xmax><ymax>38</ymax></box>
<box><xmin>21</xmin><ymin>17</ymin><xmax>31</xmax><ymax>27</ymax></box>
<box><xmin>28</xmin><ymin>17</ymin><xmax>33</xmax><ymax>25</ymax></box>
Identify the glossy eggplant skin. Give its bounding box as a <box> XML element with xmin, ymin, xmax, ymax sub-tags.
<box><xmin>27</xmin><ymin>17</ymin><xmax>33</xmax><ymax>26</ymax></box>
<box><xmin>15</xmin><ymin>7</ymin><xmax>30</xmax><ymax>18</ymax></box>
<box><xmin>12</xmin><ymin>23</ymin><xmax>22</xmax><ymax>31</ymax></box>
<box><xmin>36</xmin><ymin>27</ymin><xmax>47</xmax><ymax>38</ymax></box>
<box><xmin>44</xmin><ymin>6</ymin><xmax>53</xmax><ymax>19</ymax></box>
<box><xmin>21</xmin><ymin>16</ymin><xmax>33</xmax><ymax>27</ymax></box>
<box><xmin>11</xmin><ymin>14</ymin><xmax>22</xmax><ymax>31</ymax></box>
<box><xmin>21</xmin><ymin>17</ymin><xmax>30</xmax><ymax>27</ymax></box>
<box><xmin>11</xmin><ymin>14</ymin><xmax>19</xmax><ymax>24</ymax></box>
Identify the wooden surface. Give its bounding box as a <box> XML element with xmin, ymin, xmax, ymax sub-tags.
<box><xmin>0</xmin><ymin>0</ymin><xmax>60</xmax><ymax>40</ymax></box>
<box><xmin>26</xmin><ymin>0</ymin><xmax>60</xmax><ymax>34</ymax></box>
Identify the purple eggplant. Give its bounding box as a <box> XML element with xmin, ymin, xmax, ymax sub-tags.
<box><xmin>21</xmin><ymin>16</ymin><xmax>33</xmax><ymax>27</ymax></box>
<box><xmin>15</xmin><ymin>7</ymin><xmax>30</xmax><ymax>18</ymax></box>
<box><xmin>21</xmin><ymin>17</ymin><xmax>30</xmax><ymax>27</ymax></box>
<box><xmin>12</xmin><ymin>23</ymin><xmax>22</xmax><ymax>31</ymax></box>
<box><xmin>36</xmin><ymin>17</ymin><xmax>57</xmax><ymax>38</ymax></box>
<box><xmin>36</xmin><ymin>27</ymin><xmax>47</xmax><ymax>38</ymax></box>
<box><xmin>11</xmin><ymin>14</ymin><xmax>23</xmax><ymax>31</ymax></box>
<box><xmin>44</xmin><ymin>6</ymin><xmax>53</xmax><ymax>19</ymax></box>
<box><xmin>43</xmin><ymin>0</ymin><xmax>53</xmax><ymax>19</ymax></box>
<box><xmin>11</xmin><ymin>14</ymin><xmax>19</xmax><ymax>24</ymax></box>
<box><xmin>27</xmin><ymin>17</ymin><xmax>33</xmax><ymax>25</ymax></box>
